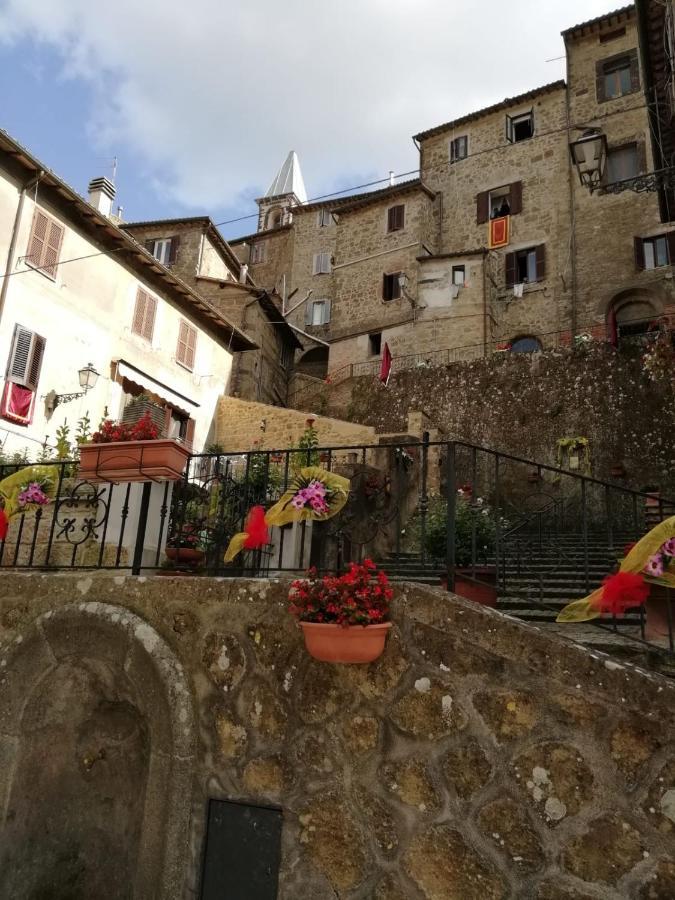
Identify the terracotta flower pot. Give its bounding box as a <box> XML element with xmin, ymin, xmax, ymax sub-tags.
<box><xmin>78</xmin><ymin>439</ymin><xmax>191</xmax><ymax>483</ymax></box>
<box><xmin>165</xmin><ymin>547</ymin><xmax>205</xmax><ymax>565</ymax></box>
<box><xmin>299</xmin><ymin>621</ymin><xmax>391</xmax><ymax>663</ymax></box>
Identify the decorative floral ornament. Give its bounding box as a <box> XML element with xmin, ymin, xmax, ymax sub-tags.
<box><xmin>0</xmin><ymin>465</ymin><xmax>57</xmax><ymax>540</ymax></box>
<box><xmin>557</xmin><ymin>516</ymin><xmax>675</xmax><ymax>623</ymax></box>
<box><xmin>224</xmin><ymin>466</ymin><xmax>350</xmax><ymax>563</ymax></box>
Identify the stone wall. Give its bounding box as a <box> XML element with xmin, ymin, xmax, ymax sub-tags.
<box><xmin>2</xmin><ymin>573</ymin><xmax>675</xmax><ymax>898</ymax></box>
<box><xmin>323</xmin><ymin>343</ymin><xmax>675</xmax><ymax>491</ymax></box>
<box><xmin>215</xmin><ymin>394</ymin><xmax>376</xmax><ymax>452</ymax></box>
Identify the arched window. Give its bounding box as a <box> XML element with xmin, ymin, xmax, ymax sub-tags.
<box><xmin>510</xmin><ymin>336</ymin><xmax>542</xmax><ymax>353</ymax></box>
<box><xmin>266</xmin><ymin>207</ymin><xmax>284</xmax><ymax>229</ymax></box>
<box><xmin>295</xmin><ymin>347</ymin><xmax>329</xmax><ymax>379</ymax></box>
<box><xmin>612</xmin><ymin>299</ymin><xmax>658</xmax><ymax>346</ymax></box>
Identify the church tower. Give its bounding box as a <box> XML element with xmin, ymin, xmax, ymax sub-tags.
<box><xmin>257</xmin><ymin>151</ymin><xmax>307</xmax><ymax>232</ymax></box>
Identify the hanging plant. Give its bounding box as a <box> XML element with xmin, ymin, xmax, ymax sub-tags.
<box><xmin>556</xmin><ymin>437</ymin><xmax>590</xmax><ymax>472</ymax></box>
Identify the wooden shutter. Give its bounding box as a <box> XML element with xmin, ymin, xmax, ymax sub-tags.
<box><xmin>510</xmin><ymin>181</ymin><xmax>523</xmax><ymax>215</ymax></box>
<box><xmin>177</xmin><ymin>321</ymin><xmax>197</xmax><ymax>370</ymax></box>
<box><xmin>7</xmin><ymin>325</ymin><xmax>45</xmax><ymax>390</ymax></box>
<box><xmin>312</xmin><ymin>254</ymin><xmax>320</xmax><ymax>275</ymax></box>
<box><xmin>505</xmin><ymin>252</ymin><xmax>516</xmax><ymax>287</ymax></box>
<box><xmin>450</xmin><ymin>139</ymin><xmax>456</xmax><ymax>163</ymax></box>
<box><xmin>505</xmin><ymin>114</ymin><xmax>514</xmax><ymax>143</ymax></box>
<box><xmin>476</xmin><ymin>191</ymin><xmax>490</xmax><ymax>225</ymax></box>
<box><xmin>324</xmin><ymin>298</ymin><xmax>331</xmax><ymax>323</ymax></box>
<box><xmin>42</xmin><ymin>219</ymin><xmax>64</xmax><ymax>278</ymax></box>
<box><xmin>636</xmin><ymin>140</ymin><xmax>647</xmax><ymax>174</ymax></box>
<box><xmin>387</xmin><ymin>205</ymin><xmax>404</xmax><ymax>232</ymax></box>
<box><xmin>144</xmin><ymin>239</ymin><xmax>155</xmax><ymax>252</ymax></box>
<box><xmin>596</xmin><ymin>59</ymin><xmax>607</xmax><ymax>102</ymax></box>
<box><xmin>132</xmin><ymin>289</ymin><xmax>148</xmax><ymax>337</ymax></box>
<box><xmin>185</xmin><ymin>325</ymin><xmax>197</xmax><ymax>370</ymax></box>
<box><xmin>634</xmin><ymin>236</ymin><xmax>645</xmax><ymax>270</ymax></box>
<box><xmin>667</xmin><ymin>231</ymin><xmax>675</xmax><ymax>265</ymax></box>
<box><xmin>185</xmin><ymin>418</ymin><xmax>196</xmax><ymax>449</ymax></box>
<box><xmin>143</xmin><ymin>295</ymin><xmax>157</xmax><ymax>341</ymax></box>
<box><xmin>305</xmin><ymin>301</ymin><xmax>313</xmax><ymax>325</ymax></box>
<box><xmin>26</xmin><ymin>209</ymin><xmax>49</xmax><ymax>268</ymax></box>
<box><xmin>168</xmin><ymin>235</ymin><xmax>180</xmax><ymax>265</ymax></box>
<box><xmin>535</xmin><ymin>244</ymin><xmax>546</xmax><ymax>281</ymax></box>
<box><xmin>629</xmin><ymin>49</ymin><xmax>640</xmax><ymax>93</ymax></box>
<box><xmin>382</xmin><ymin>274</ymin><xmax>392</xmax><ymax>301</ymax></box>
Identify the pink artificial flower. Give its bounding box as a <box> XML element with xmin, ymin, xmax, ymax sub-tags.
<box><xmin>645</xmin><ymin>554</ymin><xmax>665</xmax><ymax>578</ymax></box>
<box><xmin>291</xmin><ymin>495</ymin><xmax>306</xmax><ymax>510</ymax></box>
<box><xmin>662</xmin><ymin>538</ymin><xmax>675</xmax><ymax>559</ymax></box>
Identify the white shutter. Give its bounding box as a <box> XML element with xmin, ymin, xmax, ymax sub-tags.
<box><xmin>323</xmin><ymin>298</ymin><xmax>331</xmax><ymax>324</ymax></box>
<box><xmin>7</xmin><ymin>324</ymin><xmax>46</xmax><ymax>390</ymax></box>
<box><xmin>304</xmin><ymin>301</ymin><xmax>313</xmax><ymax>326</ymax></box>
<box><xmin>312</xmin><ymin>253</ymin><xmax>320</xmax><ymax>275</ymax></box>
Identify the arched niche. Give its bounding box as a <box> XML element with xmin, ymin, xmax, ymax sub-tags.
<box><xmin>295</xmin><ymin>347</ymin><xmax>329</xmax><ymax>379</ymax></box>
<box><xmin>0</xmin><ymin>603</ymin><xmax>195</xmax><ymax>899</ymax></box>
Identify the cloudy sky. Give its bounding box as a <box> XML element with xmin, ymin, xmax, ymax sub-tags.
<box><xmin>0</xmin><ymin>0</ymin><xmax>615</xmax><ymax>238</ymax></box>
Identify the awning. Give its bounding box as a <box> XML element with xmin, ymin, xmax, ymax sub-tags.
<box><xmin>114</xmin><ymin>360</ymin><xmax>200</xmax><ymax>413</ymax></box>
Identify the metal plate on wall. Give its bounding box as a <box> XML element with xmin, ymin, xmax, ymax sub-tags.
<box><xmin>200</xmin><ymin>799</ymin><xmax>282</xmax><ymax>900</ymax></box>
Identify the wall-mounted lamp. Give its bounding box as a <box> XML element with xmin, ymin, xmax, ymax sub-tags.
<box><xmin>569</xmin><ymin>129</ymin><xmax>608</xmax><ymax>192</ymax></box>
<box><xmin>44</xmin><ymin>362</ymin><xmax>100</xmax><ymax>411</ymax></box>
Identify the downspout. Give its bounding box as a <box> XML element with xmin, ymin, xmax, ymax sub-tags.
<box><xmin>482</xmin><ymin>249</ymin><xmax>488</xmax><ymax>356</ymax></box>
<box><xmin>0</xmin><ymin>170</ymin><xmax>43</xmax><ymax>328</ymax></box>
<box><xmin>564</xmin><ymin>44</ymin><xmax>578</xmax><ymax>337</ymax></box>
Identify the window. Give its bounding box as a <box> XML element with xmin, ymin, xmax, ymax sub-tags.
<box><xmin>510</xmin><ymin>336</ymin><xmax>542</xmax><ymax>353</ymax></box>
<box><xmin>452</xmin><ymin>265</ymin><xmax>465</xmax><ymax>286</ymax></box>
<box><xmin>317</xmin><ymin>208</ymin><xmax>332</xmax><ymax>227</ymax></box>
<box><xmin>6</xmin><ymin>325</ymin><xmax>46</xmax><ymax>391</ymax></box>
<box><xmin>477</xmin><ymin>182</ymin><xmax>522</xmax><ymax>224</ymax></box>
<box><xmin>267</xmin><ymin>207</ymin><xmax>283</xmax><ymax>229</ymax></box>
<box><xmin>369</xmin><ymin>332</ymin><xmax>382</xmax><ymax>356</ymax></box>
<box><xmin>312</xmin><ymin>252</ymin><xmax>332</xmax><ymax>275</ymax></box>
<box><xmin>606</xmin><ymin>144</ymin><xmax>639</xmax><ymax>183</ymax></box>
<box><xmin>131</xmin><ymin>288</ymin><xmax>157</xmax><ymax>342</ymax></box>
<box><xmin>176</xmin><ymin>320</ymin><xmax>197</xmax><ymax>370</ymax></box>
<box><xmin>145</xmin><ymin>236</ymin><xmax>179</xmax><ymax>267</ymax></box>
<box><xmin>505</xmin><ymin>245</ymin><xmax>546</xmax><ymax>286</ymax></box>
<box><xmin>251</xmin><ymin>242</ymin><xmax>267</xmax><ymax>265</ymax></box>
<box><xmin>506</xmin><ymin>110</ymin><xmax>534</xmax><ymax>143</ymax></box>
<box><xmin>305</xmin><ymin>299</ymin><xmax>331</xmax><ymax>326</ymax></box>
<box><xmin>25</xmin><ymin>208</ymin><xmax>64</xmax><ymax>279</ymax></box>
<box><xmin>387</xmin><ymin>204</ymin><xmax>405</xmax><ymax>233</ymax></box>
<box><xmin>382</xmin><ymin>272</ymin><xmax>402</xmax><ymax>301</ymax></box>
<box><xmin>596</xmin><ymin>50</ymin><xmax>639</xmax><ymax>101</ymax></box>
<box><xmin>635</xmin><ymin>234</ymin><xmax>672</xmax><ymax>270</ymax></box>
<box><xmin>450</xmin><ymin>136</ymin><xmax>468</xmax><ymax>163</ymax></box>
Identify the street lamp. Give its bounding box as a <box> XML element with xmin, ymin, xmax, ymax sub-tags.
<box><xmin>570</xmin><ymin>129</ymin><xmax>608</xmax><ymax>192</ymax></box>
<box><xmin>44</xmin><ymin>362</ymin><xmax>100</xmax><ymax>411</ymax></box>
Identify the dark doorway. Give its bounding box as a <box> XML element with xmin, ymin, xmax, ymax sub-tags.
<box><xmin>200</xmin><ymin>799</ymin><xmax>282</xmax><ymax>900</ymax></box>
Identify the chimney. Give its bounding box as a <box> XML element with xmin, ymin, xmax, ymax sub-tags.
<box><xmin>88</xmin><ymin>176</ymin><xmax>116</xmax><ymax>217</ymax></box>
<box><xmin>239</xmin><ymin>263</ymin><xmax>249</xmax><ymax>283</ymax></box>
<box><xmin>389</xmin><ymin>170</ymin><xmax>395</xmax><ymax>186</ymax></box>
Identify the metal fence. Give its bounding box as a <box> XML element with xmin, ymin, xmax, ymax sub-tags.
<box><xmin>1</xmin><ymin>438</ymin><xmax>673</xmax><ymax>657</ymax></box>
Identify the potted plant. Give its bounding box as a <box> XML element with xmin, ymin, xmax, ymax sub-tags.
<box><xmin>289</xmin><ymin>559</ymin><xmax>393</xmax><ymax>663</ymax></box>
<box><xmin>165</xmin><ymin>527</ymin><xmax>206</xmax><ymax>566</ymax></box>
<box><xmin>78</xmin><ymin>412</ymin><xmax>191</xmax><ymax>483</ymax></box>
<box><xmin>424</xmin><ymin>494</ymin><xmax>499</xmax><ymax>606</ymax></box>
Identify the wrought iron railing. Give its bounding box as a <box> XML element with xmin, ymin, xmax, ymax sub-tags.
<box><xmin>1</xmin><ymin>438</ymin><xmax>673</xmax><ymax>657</ymax></box>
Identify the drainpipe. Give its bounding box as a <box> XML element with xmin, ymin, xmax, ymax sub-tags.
<box><xmin>482</xmin><ymin>249</ymin><xmax>488</xmax><ymax>356</ymax></box>
<box><xmin>0</xmin><ymin>170</ymin><xmax>43</xmax><ymax>329</ymax></box>
<box><xmin>564</xmin><ymin>46</ymin><xmax>578</xmax><ymax>337</ymax></box>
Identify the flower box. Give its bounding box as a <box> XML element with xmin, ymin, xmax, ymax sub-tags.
<box><xmin>78</xmin><ymin>439</ymin><xmax>190</xmax><ymax>484</ymax></box>
<box><xmin>442</xmin><ymin>567</ymin><xmax>498</xmax><ymax>607</ymax></box>
<box><xmin>300</xmin><ymin>621</ymin><xmax>391</xmax><ymax>663</ymax></box>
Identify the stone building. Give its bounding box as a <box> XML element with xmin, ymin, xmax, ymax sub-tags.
<box><xmin>231</xmin><ymin>3</ymin><xmax>675</xmax><ymax>397</ymax></box>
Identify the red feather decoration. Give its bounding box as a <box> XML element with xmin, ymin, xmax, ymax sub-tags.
<box><xmin>595</xmin><ymin>571</ymin><xmax>650</xmax><ymax>616</ymax></box>
<box><xmin>0</xmin><ymin>509</ymin><xmax>7</xmax><ymax>541</ymax></box>
<box><xmin>243</xmin><ymin>506</ymin><xmax>270</xmax><ymax>549</ymax></box>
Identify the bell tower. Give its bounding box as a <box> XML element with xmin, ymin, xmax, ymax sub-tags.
<box><xmin>257</xmin><ymin>150</ymin><xmax>307</xmax><ymax>232</ymax></box>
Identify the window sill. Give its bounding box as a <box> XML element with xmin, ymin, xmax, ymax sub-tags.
<box><xmin>175</xmin><ymin>360</ymin><xmax>194</xmax><ymax>373</ymax></box>
<box><xmin>24</xmin><ymin>259</ymin><xmax>57</xmax><ymax>282</ymax></box>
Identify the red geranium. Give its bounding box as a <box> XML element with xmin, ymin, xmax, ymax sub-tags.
<box><xmin>289</xmin><ymin>558</ymin><xmax>392</xmax><ymax>626</ymax></box>
<box><xmin>92</xmin><ymin>412</ymin><xmax>160</xmax><ymax>444</ymax></box>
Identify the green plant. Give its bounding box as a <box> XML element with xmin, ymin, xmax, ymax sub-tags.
<box><xmin>292</xmin><ymin>418</ymin><xmax>320</xmax><ymax>470</ymax></box>
<box><xmin>423</xmin><ymin>495</ymin><xmax>498</xmax><ymax>567</ymax></box>
<box><xmin>55</xmin><ymin>422</ymin><xmax>73</xmax><ymax>460</ymax></box>
<box><xmin>205</xmin><ymin>442</ymin><xmax>225</xmax><ymax>455</ymax></box>
<box><xmin>75</xmin><ymin>413</ymin><xmax>92</xmax><ymax>446</ymax></box>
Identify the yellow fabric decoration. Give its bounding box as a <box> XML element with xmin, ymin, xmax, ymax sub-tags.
<box><xmin>224</xmin><ymin>466</ymin><xmax>350</xmax><ymax>564</ymax></box>
<box><xmin>557</xmin><ymin>516</ymin><xmax>675</xmax><ymax>623</ymax></box>
<box><xmin>0</xmin><ymin>465</ymin><xmax>58</xmax><ymax>519</ymax></box>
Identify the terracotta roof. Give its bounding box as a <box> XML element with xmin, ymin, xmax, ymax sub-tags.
<box><xmin>0</xmin><ymin>129</ymin><xmax>256</xmax><ymax>351</ymax></box>
<box><xmin>418</xmin><ymin>249</ymin><xmax>487</xmax><ymax>261</ymax></box>
<box><xmin>294</xmin><ymin>179</ymin><xmax>435</xmax><ymax>215</ymax></box>
<box><xmin>229</xmin><ymin>223</ymin><xmax>292</xmax><ymax>245</ymax></box>
<box><xmin>562</xmin><ymin>4</ymin><xmax>634</xmax><ymax>39</ymax></box>
<box><xmin>413</xmin><ymin>81</ymin><xmax>567</xmax><ymax>142</ymax></box>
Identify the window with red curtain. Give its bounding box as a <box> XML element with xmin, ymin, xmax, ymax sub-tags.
<box><xmin>1</xmin><ymin>325</ymin><xmax>46</xmax><ymax>426</ymax></box>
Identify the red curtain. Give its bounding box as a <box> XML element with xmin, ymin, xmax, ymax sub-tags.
<box><xmin>379</xmin><ymin>343</ymin><xmax>392</xmax><ymax>384</ymax></box>
<box><xmin>1</xmin><ymin>382</ymin><xmax>35</xmax><ymax>426</ymax></box>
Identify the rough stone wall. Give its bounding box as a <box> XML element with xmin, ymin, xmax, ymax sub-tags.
<box><xmin>231</xmin><ymin>227</ymin><xmax>295</xmax><ymax>296</ymax></box>
<box><xmin>331</xmin><ymin>343</ymin><xmax>675</xmax><ymax>491</ymax></box>
<box><xmin>286</xmin><ymin>207</ymin><xmax>338</xmax><ymax>340</ymax></box>
<box><xmin>215</xmin><ymin>395</ymin><xmax>376</xmax><ymax>452</ymax></box>
<box><xmin>2</xmin><ymin>573</ymin><xmax>675</xmax><ymax>899</ymax></box>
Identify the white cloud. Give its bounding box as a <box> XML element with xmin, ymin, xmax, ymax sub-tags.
<box><xmin>0</xmin><ymin>0</ymin><xmax>615</xmax><ymax>215</ymax></box>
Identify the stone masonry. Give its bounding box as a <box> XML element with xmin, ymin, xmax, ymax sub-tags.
<box><xmin>2</xmin><ymin>573</ymin><xmax>675</xmax><ymax>898</ymax></box>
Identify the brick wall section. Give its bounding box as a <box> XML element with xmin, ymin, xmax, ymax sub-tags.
<box><xmin>215</xmin><ymin>394</ymin><xmax>376</xmax><ymax>452</ymax></box>
<box><xmin>3</xmin><ymin>574</ymin><xmax>675</xmax><ymax>898</ymax></box>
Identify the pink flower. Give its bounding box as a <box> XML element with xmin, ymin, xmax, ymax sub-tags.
<box><xmin>645</xmin><ymin>554</ymin><xmax>664</xmax><ymax>577</ymax></box>
<box><xmin>661</xmin><ymin>538</ymin><xmax>675</xmax><ymax>558</ymax></box>
<box><xmin>291</xmin><ymin>495</ymin><xmax>305</xmax><ymax>510</ymax></box>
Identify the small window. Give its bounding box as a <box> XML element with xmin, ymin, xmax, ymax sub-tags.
<box><xmin>387</xmin><ymin>204</ymin><xmax>405</xmax><ymax>233</ymax></box>
<box><xmin>369</xmin><ymin>332</ymin><xmax>382</xmax><ymax>356</ymax></box>
<box><xmin>510</xmin><ymin>336</ymin><xmax>542</xmax><ymax>353</ymax></box>
<box><xmin>643</xmin><ymin>235</ymin><xmax>670</xmax><ymax>269</ymax></box>
<box><xmin>317</xmin><ymin>208</ymin><xmax>332</xmax><ymax>227</ymax></box>
<box><xmin>506</xmin><ymin>110</ymin><xmax>534</xmax><ymax>143</ymax></box>
<box><xmin>516</xmin><ymin>248</ymin><xmax>538</xmax><ymax>283</ymax></box>
<box><xmin>597</xmin><ymin>50</ymin><xmax>639</xmax><ymax>101</ymax></box>
<box><xmin>131</xmin><ymin>288</ymin><xmax>158</xmax><ymax>342</ymax></box>
<box><xmin>5</xmin><ymin>324</ymin><xmax>46</xmax><ymax>391</ymax></box>
<box><xmin>452</xmin><ymin>265</ymin><xmax>465</xmax><ymax>286</ymax></box>
<box><xmin>382</xmin><ymin>272</ymin><xmax>402</xmax><ymax>302</ymax></box>
<box><xmin>267</xmin><ymin>207</ymin><xmax>284</xmax><ymax>229</ymax></box>
<box><xmin>176</xmin><ymin>320</ymin><xmax>197</xmax><ymax>370</ymax></box>
<box><xmin>308</xmin><ymin>299</ymin><xmax>331</xmax><ymax>326</ymax></box>
<box><xmin>153</xmin><ymin>239</ymin><xmax>172</xmax><ymax>265</ymax></box>
<box><xmin>505</xmin><ymin>245</ymin><xmax>545</xmax><ymax>286</ymax></box>
<box><xmin>25</xmin><ymin>207</ymin><xmax>64</xmax><ymax>280</ymax></box>
<box><xmin>251</xmin><ymin>242</ymin><xmax>267</xmax><ymax>265</ymax></box>
<box><xmin>604</xmin><ymin>57</ymin><xmax>632</xmax><ymax>99</ymax></box>
<box><xmin>606</xmin><ymin>144</ymin><xmax>639</xmax><ymax>183</ymax></box>
<box><xmin>489</xmin><ymin>185</ymin><xmax>511</xmax><ymax>220</ymax></box>
<box><xmin>450</xmin><ymin>136</ymin><xmax>468</xmax><ymax>163</ymax></box>
<box><xmin>312</xmin><ymin>252</ymin><xmax>331</xmax><ymax>275</ymax></box>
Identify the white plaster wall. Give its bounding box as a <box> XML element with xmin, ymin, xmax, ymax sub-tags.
<box><xmin>0</xmin><ymin>171</ymin><xmax>233</xmax><ymax>457</ymax></box>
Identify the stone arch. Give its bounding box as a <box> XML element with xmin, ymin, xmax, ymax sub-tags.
<box><xmin>0</xmin><ymin>602</ymin><xmax>195</xmax><ymax>900</ymax></box>
<box><xmin>295</xmin><ymin>346</ymin><xmax>329</xmax><ymax>378</ymax></box>
<box><xmin>265</xmin><ymin>206</ymin><xmax>284</xmax><ymax>229</ymax></box>
<box><xmin>510</xmin><ymin>335</ymin><xmax>542</xmax><ymax>353</ymax></box>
